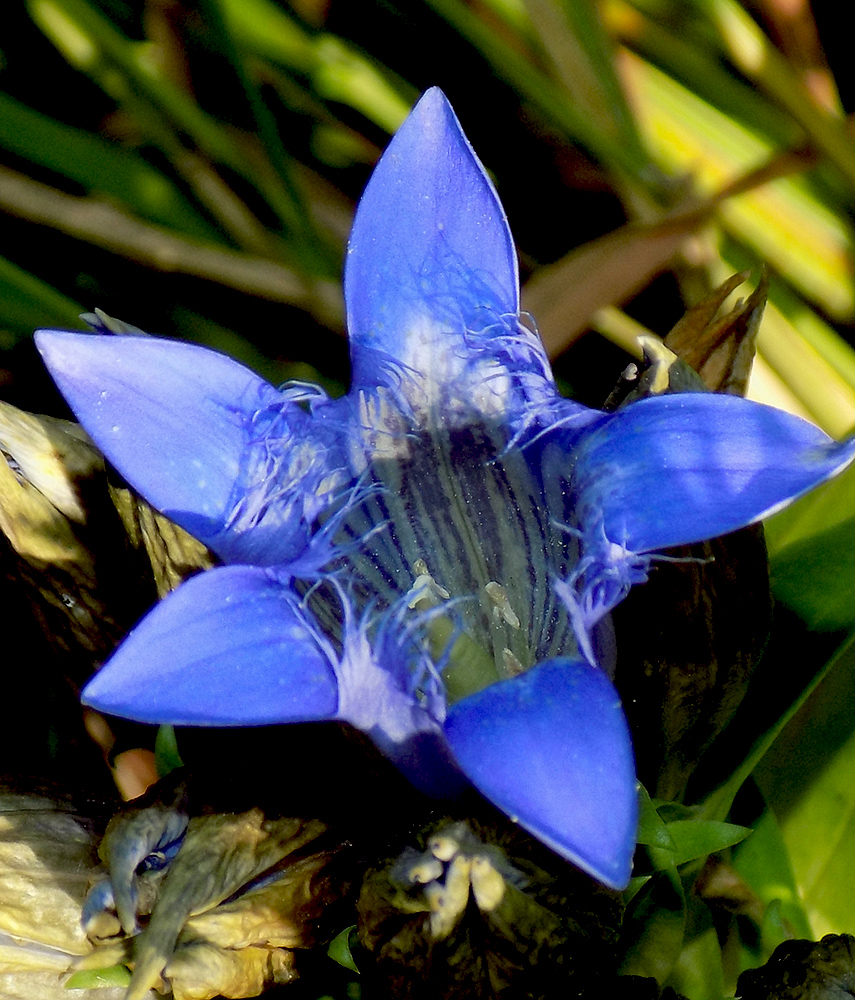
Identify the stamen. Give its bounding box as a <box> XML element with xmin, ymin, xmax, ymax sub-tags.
<box><xmin>409</xmin><ymin>857</ymin><xmax>445</xmax><ymax>884</ymax></box>
<box><xmin>427</xmin><ymin>855</ymin><xmax>471</xmax><ymax>938</ymax></box>
<box><xmin>406</xmin><ymin>558</ymin><xmax>451</xmax><ymax>610</ymax></box>
<box><xmin>502</xmin><ymin>648</ymin><xmax>525</xmax><ymax>677</ymax></box>
<box><xmin>484</xmin><ymin>581</ymin><xmax>521</xmax><ymax>629</ymax></box>
<box><xmin>469</xmin><ymin>855</ymin><xmax>506</xmax><ymax>911</ymax></box>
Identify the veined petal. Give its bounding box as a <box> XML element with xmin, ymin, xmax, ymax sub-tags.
<box><xmin>35</xmin><ymin>331</ymin><xmax>348</xmax><ymax>564</ymax></box>
<box><xmin>345</xmin><ymin>88</ymin><xmax>552</xmax><ymax>420</ymax></box>
<box><xmin>572</xmin><ymin>393</ymin><xmax>855</xmax><ymax>555</ymax></box>
<box><xmin>444</xmin><ymin>658</ymin><xmax>637</xmax><ymax>889</ymax></box>
<box><xmin>82</xmin><ymin>565</ymin><xmax>339</xmax><ymax>725</ymax></box>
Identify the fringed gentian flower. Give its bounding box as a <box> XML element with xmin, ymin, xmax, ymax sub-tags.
<box><xmin>36</xmin><ymin>89</ymin><xmax>855</xmax><ymax>891</ymax></box>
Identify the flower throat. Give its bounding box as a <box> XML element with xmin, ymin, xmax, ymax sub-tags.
<box><xmin>305</xmin><ymin>422</ymin><xmax>581</xmax><ymax>703</ymax></box>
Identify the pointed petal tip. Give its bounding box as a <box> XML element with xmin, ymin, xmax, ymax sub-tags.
<box><xmin>82</xmin><ymin>566</ymin><xmax>339</xmax><ymax>727</ymax></box>
<box><xmin>35</xmin><ymin>327</ymin><xmax>92</xmax><ymax>375</ymax></box>
<box><xmin>573</xmin><ymin>394</ymin><xmax>855</xmax><ymax>559</ymax></box>
<box><xmin>444</xmin><ymin>658</ymin><xmax>637</xmax><ymax>890</ymax></box>
<box><xmin>35</xmin><ymin>329</ymin><xmax>292</xmax><ymax>559</ymax></box>
<box><xmin>406</xmin><ymin>88</ymin><xmax>466</xmax><ymax>148</ymax></box>
<box><xmin>412</xmin><ymin>85</ymin><xmax>452</xmax><ymax>116</ymax></box>
<box><xmin>345</xmin><ymin>85</ymin><xmax>528</xmax><ymax>406</ymax></box>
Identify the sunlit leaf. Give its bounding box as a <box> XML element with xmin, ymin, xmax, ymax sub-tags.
<box><xmin>752</xmin><ymin>286</ymin><xmax>855</xmax><ymax>438</ymax></box>
<box><xmin>669</xmin><ymin>925</ymin><xmax>725</xmax><ymax>1000</ymax></box>
<box><xmin>623</xmin><ymin>51</ymin><xmax>855</xmax><ymax>320</ymax></box>
<box><xmin>732</xmin><ymin>803</ymin><xmax>813</xmax><ymax>945</ymax></box>
<box><xmin>765</xmin><ymin>692</ymin><xmax>855</xmax><ymax>936</ymax></box>
<box><xmin>694</xmin><ymin>0</ymin><xmax>855</xmax><ymax>190</ymax></box>
<box><xmin>220</xmin><ymin>0</ymin><xmax>413</xmax><ymax>133</ymax></box>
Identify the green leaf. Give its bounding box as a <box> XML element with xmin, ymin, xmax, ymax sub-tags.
<box><xmin>669</xmin><ymin>924</ymin><xmax>725</xmax><ymax>1000</ymax></box>
<box><xmin>755</xmin><ymin>275</ymin><xmax>855</xmax><ymax>436</ymax></box>
<box><xmin>624</xmin><ymin>874</ymin><xmax>652</xmax><ymax>905</ymax></box>
<box><xmin>766</xmin><ymin>454</ymin><xmax>855</xmax><ymax>634</ymax></box>
<box><xmin>425</xmin><ymin>0</ymin><xmax>663</xmax><ymax>197</ymax></box>
<box><xmin>636</xmin><ymin>785</ymin><xmax>677</xmax><ymax>851</ymax></box>
<box><xmin>154</xmin><ymin>725</ymin><xmax>183</xmax><ymax>779</ymax></box>
<box><xmin>0</xmin><ymin>255</ymin><xmax>83</xmax><ymax>335</ymax></box>
<box><xmin>770</xmin><ymin>712</ymin><xmax>855</xmax><ymax>935</ymax></box>
<box><xmin>65</xmin><ymin>964</ymin><xmax>133</xmax><ymax>988</ymax></box>
<box><xmin>0</xmin><ymin>92</ymin><xmax>217</xmax><ymax>238</ymax></box>
<box><xmin>220</xmin><ymin>0</ymin><xmax>413</xmax><ymax>133</ymax></box>
<box><xmin>619</xmin><ymin>867</ymin><xmax>686</xmax><ymax>983</ymax></box>
<box><xmin>770</xmin><ymin>514</ymin><xmax>855</xmax><ymax>632</ymax></box>
<box><xmin>523</xmin><ymin>0</ymin><xmax>651</xmax><ymax>172</ymax></box>
<box><xmin>625</xmin><ymin>53</ymin><xmax>855</xmax><ymax>320</ymax></box>
<box><xmin>750</xmin><ymin>635</ymin><xmax>855</xmax><ymax>939</ymax></box>
<box><xmin>695</xmin><ymin>0</ymin><xmax>855</xmax><ymax>192</ymax></box>
<box><xmin>732</xmin><ymin>801</ymin><xmax>813</xmax><ymax>944</ymax></box>
<box><xmin>327</xmin><ymin>925</ymin><xmax>360</xmax><ymax>974</ymax></box>
<box><xmin>29</xmin><ymin>0</ymin><xmax>315</xmax><ymax>249</ymax></box>
<box><xmin>648</xmin><ymin>820</ymin><xmax>752</xmax><ymax>870</ymax></box>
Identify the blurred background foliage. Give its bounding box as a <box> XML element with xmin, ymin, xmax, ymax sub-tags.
<box><xmin>5</xmin><ymin>0</ymin><xmax>855</xmax><ymax>996</ymax></box>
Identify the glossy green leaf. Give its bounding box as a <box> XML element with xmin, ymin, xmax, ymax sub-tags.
<box><xmin>648</xmin><ymin>820</ymin><xmax>751</xmax><ymax>870</ymax></box>
<box><xmin>766</xmin><ymin>451</ymin><xmax>855</xmax><ymax>633</ymax></box>
<box><xmin>636</xmin><ymin>785</ymin><xmax>677</xmax><ymax>851</ymax></box>
<box><xmin>327</xmin><ymin>925</ymin><xmax>360</xmax><ymax>974</ymax></box>
<box><xmin>770</xmin><ymin>514</ymin><xmax>855</xmax><ymax>632</ymax></box>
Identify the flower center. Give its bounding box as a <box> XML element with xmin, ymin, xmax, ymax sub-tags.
<box><xmin>321</xmin><ymin>422</ymin><xmax>580</xmax><ymax>702</ymax></box>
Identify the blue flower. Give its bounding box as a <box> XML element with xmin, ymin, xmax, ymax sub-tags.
<box><xmin>36</xmin><ymin>89</ymin><xmax>855</xmax><ymax>891</ymax></box>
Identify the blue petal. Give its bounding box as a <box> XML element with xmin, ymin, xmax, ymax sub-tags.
<box><xmin>35</xmin><ymin>331</ymin><xmax>347</xmax><ymax>564</ymax></box>
<box><xmin>571</xmin><ymin>393</ymin><xmax>855</xmax><ymax>555</ymax></box>
<box><xmin>444</xmin><ymin>658</ymin><xmax>637</xmax><ymax>889</ymax></box>
<box><xmin>344</xmin><ymin>88</ymin><xmax>552</xmax><ymax>417</ymax></box>
<box><xmin>331</xmin><ymin>610</ymin><xmax>467</xmax><ymax>797</ymax></box>
<box><xmin>82</xmin><ymin>565</ymin><xmax>339</xmax><ymax>725</ymax></box>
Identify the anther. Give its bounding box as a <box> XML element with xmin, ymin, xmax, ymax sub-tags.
<box><xmin>485</xmin><ymin>581</ymin><xmax>520</xmax><ymax>629</ymax></box>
